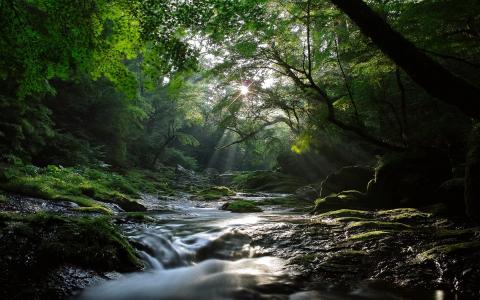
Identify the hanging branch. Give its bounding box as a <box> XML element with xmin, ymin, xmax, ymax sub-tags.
<box><xmin>217</xmin><ymin>118</ymin><xmax>287</xmax><ymax>149</ymax></box>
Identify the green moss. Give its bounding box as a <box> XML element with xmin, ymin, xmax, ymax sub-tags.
<box><xmin>0</xmin><ymin>212</ymin><xmax>141</xmax><ymax>271</ymax></box>
<box><xmin>313</xmin><ymin>190</ymin><xmax>369</xmax><ymax>213</ymax></box>
<box><xmin>75</xmin><ymin>206</ymin><xmax>113</xmax><ymax>215</ymax></box>
<box><xmin>348</xmin><ymin>230</ymin><xmax>391</xmax><ymax>241</ymax></box>
<box><xmin>222</xmin><ymin>200</ymin><xmax>263</xmax><ymax>213</ymax></box>
<box><xmin>347</xmin><ymin>220</ymin><xmax>411</xmax><ymax>231</ymax></box>
<box><xmin>0</xmin><ymin>193</ymin><xmax>7</xmax><ymax>203</ymax></box>
<box><xmin>0</xmin><ymin>164</ymin><xmax>150</xmax><ymax>211</ymax></box>
<box><xmin>195</xmin><ymin>186</ymin><xmax>236</xmax><ymax>200</ymax></box>
<box><xmin>417</xmin><ymin>241</ymin><xmax>480</xmax><ymax>261</ymax></box>
<box><xmin>376</xmin><ymin>208</ymin><xmax>431</xmax><ymax>222</ymax></box>
<box><xmin>317</xmin><ymin>209</ymin><xmax>372</xmax><ymax>219</ymax></box>
<box><xmin>335</xmin><ymin>217</ymin><xmax>371</xmax><ymax>222</ymax></box>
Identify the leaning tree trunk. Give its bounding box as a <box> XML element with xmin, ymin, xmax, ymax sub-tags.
<box><xmin>330</xmin><ymin>0</ymin><xmax>480</xmax><ymax>119</ymax></box>
<box><xmin>465</xmin><ymin>124</ymin><xmax>480</xmax><ymax>221</ymax></box>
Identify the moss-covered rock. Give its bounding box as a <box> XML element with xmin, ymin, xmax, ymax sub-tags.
<box><xmin>0</xmin><ymin>212</ymin><xmax>142</xmax><ymax>300</ymax></box>
<box><xmin>346</xmin><ymin>220</ymin><xmax>411</xmax><ymax>231</ymax></box>
<box><xmin>313</xmin><ymin>190</ymin><xmax>369</xmax><ymax>213</ymax></box>
<box><xmin>0</xmin><ymin>212</ymin><xmax>141</xmax><ymax>271</ymax></box>
<box><xmin>195</xmin><ymin>186</ymin><xmax>236</xmax><ymax>200</ymax></box>
<box><xmin>221</xmin><ymin>200</ymin><xmax>263</xmax><ymax>213</ymax></box>
<box><xmin>124</xmin><ymin>212</ymin><xmax>155</xmax><ymax>222</ymax></box>
<box><xmin>376</xmin><ymin>208</ymin><xmax>431</xmax><ymax>223</ymax></box>
<box><xmin>106</xmin><ymin>191</ymin><xmax>146</xmax><ymax>212</ymax></box>
<box><xmin>0</xmin><ymin>164</ymin><xmax>158</xmax><ymax>212</ymax></box>
<box><xmin>348</xmin><ymin>230</ymin><xmax>391</xmax><ymax>241</ymax></box>
<box><xmin>316</xmin><ymin>209</ymin><xmax>372</xmax><ymax>219</ymax></box>
<box><xmin>319</xmin><ymin>166</ymin><xmax>374</xmax><ymax>197</ymax></box>
<box><xmin>417</xmin><ymin>241</ymin><xmax>480</xmax><ymax>262</ymax></box>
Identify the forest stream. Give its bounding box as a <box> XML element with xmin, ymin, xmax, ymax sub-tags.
<box><xmin>75</xmin><ymin>191</ymin><xmax>469</xmax><ymax>300</ymax></box>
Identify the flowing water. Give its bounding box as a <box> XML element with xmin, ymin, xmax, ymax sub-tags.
<box><xmin>79</xmin><ymin>193</ymin><xmax>451</xmax><ymax>300</ymax></box>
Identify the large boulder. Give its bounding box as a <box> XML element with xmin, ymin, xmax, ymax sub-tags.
<box><xmin>367</xmin><ymin>151</ymin><xmax>452</xmax><ymax>208</ymax></box>
<box><xmin>319</xmin><ymin>166</ymin><xmax>374</xmax><ymax>197</ymax></box>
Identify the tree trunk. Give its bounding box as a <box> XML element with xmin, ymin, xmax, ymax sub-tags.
<box><xmin>330</xmin><ymin>0</ymin><xmax>480</xmax><ymax>119</ymax></box>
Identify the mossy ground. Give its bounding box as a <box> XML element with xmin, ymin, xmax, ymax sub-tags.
<box><xmin>348</xmin><ymin>230</ymin><xmax>391</xmax><ymax>241</ymax></box>
<box><xmin>222</xmin><ymin>200</ymin><xmax>263</xmax><ymax>213</ymax></box>
<box><xmin>347</xmin><ymin>220</ymin><xmax>411</xmax><ymax>231</ymax></box>
<box><xmin>0</xmin><ymin>164</ymin><xmax>174</xmax><ymax>212</ymax></box>
<box><xmin>313</xmin><ymin>190</ymin><xmax>369</xmax><ymax>213</ymax></box>
<box><xmin>194</xmin><ymin>186</ymin><xmax>236</xmax><ymax>200</ymax></box>
<box><xmin>0</xmin><ymin>212</ymin><xmax>141</xmax><ymax>271</ymax></box>
<box><xmin>376</xmin><ymin>208</ymin><xmax>431</xmax><ymax>222</ymax></box>
<box><xmin>417</xmin><ymin>241</ymin><xmax>480</xmax><ymax>262</ymax></box>
<box><xmin>316</xmin><ymin>209</ymin><xmax>372</xmax><ymax>219</ymax></box>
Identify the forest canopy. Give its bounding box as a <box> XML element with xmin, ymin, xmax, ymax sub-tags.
<box><xmin>1</xmin><ymin>0</ymin><xmax>479</xmax><ymax>176</ymax></box>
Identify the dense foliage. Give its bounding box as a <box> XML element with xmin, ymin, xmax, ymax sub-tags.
<box><xmin>1</xmin><ymin>0</ymin><xmax>479</xmax><ymax>177</ymax></box>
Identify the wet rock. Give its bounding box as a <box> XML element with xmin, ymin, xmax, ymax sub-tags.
<box><xmin>313</xmin><ymin>190</ymin><xmax>369</xmax><ymax>213</ymax></box>
<box><xmin>0</xmin><ymin>213</ymin><xmax>142</xmax><ymax>300</ymax></box>
<box><xmin>320</xmin><ymin>166</ymin><xmax>374</xmax><ymax>197</ymax></box>
<box><xmin>108</xmin><ymin>192</ymin><xmax>146</xmax><ymax>212</ymax></box>
<box><xmin>417</xmin><ymin>241</ymin><xmax>480</xmax><ymax>262</ymax></box>
<box><xmin>376</xmin><ymin>208</ymin><xmax>432</xmax><ymax>224</ymax></box>
<box><xmin>346</xmin><ymin>220</ymin><xmax>411</xmax><ymax>231</ymax></box>
<box><xmin>316</xmin><ymin>209</ymin><xmax>373</xmax><ymax>219</ymax></box>
<box><xmin>347</xmin><ymin>230</ymin><xmax>391</xmax><ymax>241</ymax></box>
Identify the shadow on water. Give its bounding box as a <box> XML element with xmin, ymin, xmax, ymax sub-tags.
<box><xmin>79</xmin><ymin>193</ymin><xmax>458</xmax><ymax>300</ymax></box>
